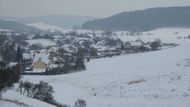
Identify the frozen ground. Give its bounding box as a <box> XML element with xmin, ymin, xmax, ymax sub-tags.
<box><xmin>20</xmin><ymin>28</ymin><xmax>190</xmax><ymax>107</ymax></box>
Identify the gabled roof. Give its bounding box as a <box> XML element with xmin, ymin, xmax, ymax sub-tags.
<box><xmin>32</xmin><ymin>50</ymin><xmax>50</xmax><ymax>64</ymax></box>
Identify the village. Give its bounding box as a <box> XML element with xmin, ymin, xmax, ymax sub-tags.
<box><xmin>1</xmin><ymin>2</ymin><xmax>190</xmax><ymax>107</ymax></box>
<box><xmin>0</xmin><ymin>29</ymin><xmax>178</xmax><ymax>75</ymax></box>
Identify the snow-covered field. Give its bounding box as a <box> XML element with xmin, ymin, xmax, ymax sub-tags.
<box><xmin>0</xmin><ymin>29</ymin><xmax>12</xmax><ymax>32</ymax></box>
<box><xmin>2</xmin><ymin>28</ymin><xmax>190</xmax><ymax>107</ymax></box>
<box><xmin>1</xmin><ymin>90</ymin><xmax>55</xmax><ymax>107</ymax></box>
<box><xmin>116</xmin><ymin>28</ymin><xmax>190</xmax><ymax>44</ymax></box>
<box><xmin>19</xmin><ymin>28</ymin><xmax>190</xmax><ymax>107</ymax></box>
<box><xmin>26</xmin><ymin>39</ymin><xmax>56</xmax><ymax>47</ymax></box>
<box><xmin>27</xmin><ymin>22</ymin><xmax>63</xmax><ymax>31</ymax></box>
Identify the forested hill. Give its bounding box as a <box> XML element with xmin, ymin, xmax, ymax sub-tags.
<box><xmin>0</xmin><ymin>19</ymin><xmax>38</xmax><ymax>32</ymax></box>
<box><xmin>82</xmin><ymin>6</ymin><xmax>190</xmax><ymax>31</ymax></box>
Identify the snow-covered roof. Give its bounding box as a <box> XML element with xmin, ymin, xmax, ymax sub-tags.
<box><xmin>26</xmin><ymin>39</ymin><xmax>56</xmax><ymax>47</ymax></box>
<box><xmin>130</xmin><ymin>41</ymin><xmax>143</xmax><ymax>47</ymax></box>
<box><xmin>49</xmin><ymin>47</ymin><xmax>59</xmax><ymax>52</ymax></box>
<box><xmin>7</xmin><ymin>62</ymin><xmax>18</xmax><ymax>67</ymax></box>
<box><xmin>61</xmin><ymin>44</ymin><xmax>78</xmax><ymax>53</ymax></box>
<box><xmin>23</xmin><ymin>53</ymin><xmax>32</xmax><ymax>60</ymax></box>
<box><xmin>49</xmin><ymin>64</ymin><xmax>59</xmax><ymax>69</ymax></box>
<box><xmin>33</xmin><ymin>51</ymin><xmax>50</xmax><ymax>64</ymax></box>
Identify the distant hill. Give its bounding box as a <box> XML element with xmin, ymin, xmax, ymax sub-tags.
<box><xmin>82</xmin><ymin>6</ymin><xmax>190</xmax><ymax>31</ymax></box>
<box><xmin>0</xmin><ymin>19</ymin><xmax>38</xmax><ymax>32</ymax></box>
<box><xmin>16</xmin><ymin>15</ymin><xmax>95</xmax><ymax>29</ymax></box>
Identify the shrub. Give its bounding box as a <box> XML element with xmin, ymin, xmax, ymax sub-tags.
<box><xmin>31</xmin><ymin>81</ymin><xmax>54</xmax><ymax>103</ymax></box>
<box><xmin>19</xmin><ymin>82</ymin><xmax>88</xmax><ymax>107</ymax></box>
<box><xmin>19</xmin><ymin>81</ymin><xmax>54</xmax><ymax>102</ymax></box>
<box><xmin>188</xmin><ymin>35</ymin><xmax>190</xmax><ymax>39</ymax></box>
<box><xmin>21</xmin><ymin>81</ymin><xmax>34</xmax><ymax>97</ymax></box>
<box><xmin>73</xmin><ymin>99</ymin><xmax>87</xmax><ymax>107</ymax></box>
<box><xmin>150</xmin><ymin>39</ymin><xmax>161</xmax><ymax>51</ymax></box>
<box><xmin>19</xmin><ymin>81</ymin><xmax>67</xmax><ymax>107</ymax></box>
<box><xmin>29</xmin><ymin>43</ymin><xmax>44</xmax><ymax>50</ymax></box>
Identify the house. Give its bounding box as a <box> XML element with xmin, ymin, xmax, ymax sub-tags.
<box><xmin>32</xmin><ymin>58</ymin><xmax>48</xmax><ymax>72</ymax></box>
<box><xmin>124</xmin><ymin>41</ymin><xmax>131</xmax><ymax>49</ymax></box>
<box><xmin>130</xmin><ymin>40</ymin><xmax>144</xmax><ymax>48</ymax></box>
<box><xmin>128</xmin><ymin>37</ymin><xmax>144</xmax><ymax>49</ymax></box>
<box><xmin>30</xmin><ymin>50</ymin><xmax>54</xmax><ymax>72</ymax></box>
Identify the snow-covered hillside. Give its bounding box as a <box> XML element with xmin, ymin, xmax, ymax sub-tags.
<box><xmin>0</xmin><ymin>90</ymin><xmax>55</xmax><ymax>107</ymax></box>
<box><xmin>27</xmin><ymin>22</ymin><xmax>63</xmax><ymax>31</ymax></box>
<box><xmin>21</xmin><ymin>28</ymin><xmax>190</xmax><ymax>107</ymax></box>
<box><xmin>1</xmin><ymin>28</ymin><xmax>189</xmax><ymax>107</ymax></box>
<box><xmin>0</xmin><ymin>29</ymin><xmax>12</xmax><ymax>32</ymax></box>
<box><xmin>116</xmin><ymin>28</ymin><xmax>190</xmax><ymax>44</ymax></box>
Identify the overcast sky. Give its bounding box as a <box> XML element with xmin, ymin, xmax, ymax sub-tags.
<box><xmin>0</xmin><ymin>0</ymin><xmax>190</xmax><ymax>18</ymax></box>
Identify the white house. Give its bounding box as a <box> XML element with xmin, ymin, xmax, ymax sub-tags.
<box><xmin>24</xmin><ymin>50</ymin><xmax>54</xmax><ymax>73</ymax></box>
<box><xmin>32</xmin><ymin>50</ymin><xmax>53</xmax><ymax>72</ymax></box>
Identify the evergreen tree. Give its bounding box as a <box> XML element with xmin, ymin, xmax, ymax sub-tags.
<box><xmin>16</xmin><ymin>46</ymin><xmax>23</xmax><ymax>62</ymax></box>
<box><xmin>64</xmin><ymin>59</ymin><xmax>71</xmax><ymax>73</ymax></box>
<box><xmin>2</xmin><ymin>43</ymin><xmax>16</xmax><ymax>61</ymax></box>
<box><xmin>74</xmin><ymin>57</ymin><xmax>86</xmax><ymax>71</ymax></box>
<box><xmin>74</xmin><ymin>48</ymin><xmax>86</xmax><ymax>70</ymax></box>
<box><xmin>0</xmin><ymin>64</ymin><xmax>21</xmax><ymax>97</ymax></box>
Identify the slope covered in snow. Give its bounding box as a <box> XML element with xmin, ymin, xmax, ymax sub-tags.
<box><xmin>0</xmin><ymin>90</ymin><xmax>55</xmax><ymax>107</ymax></box>
<box><xmin>116</xmin><ymin>28</ymin><xmax>190</xmax><ymax>44</ymax></box>
<box><xmin>1</xmin><ymin>28</ymin><xmax>188</xmax><ymax>107</ymax></box>
<box><xmin>22</xmin><ymin>29</ymin><xmax>190</xmax><ymax>107</ymax></box>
